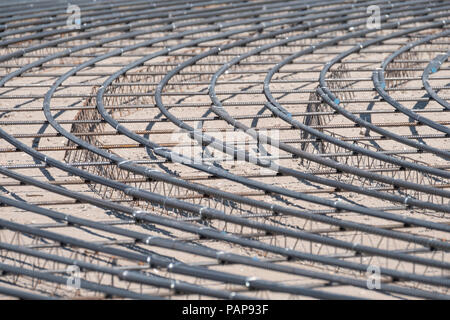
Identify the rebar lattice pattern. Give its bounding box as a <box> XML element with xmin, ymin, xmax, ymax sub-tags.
<box><xmin>0</xmin><ymin>0</ymin><xmax>450</xmax><ymax>300</ymax></box>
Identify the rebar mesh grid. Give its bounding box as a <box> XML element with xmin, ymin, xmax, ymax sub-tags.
<box><xmin>0</xmin><ymin>0</ymin><xmax>449</xmax><ymax>300</ymax></box>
